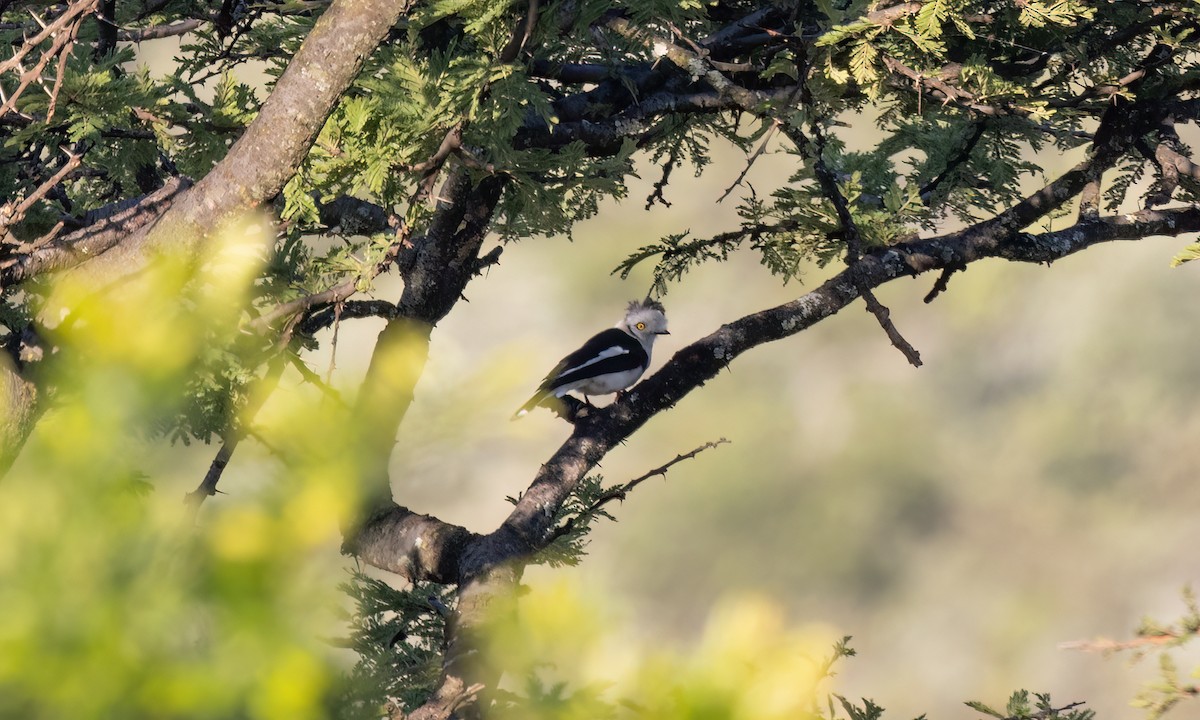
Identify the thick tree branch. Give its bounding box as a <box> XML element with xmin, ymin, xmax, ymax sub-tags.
<box><xmin>0</xmin><ymin>176</ymin><xmax>190</xmax><ymax>289</ymax></box>
<box><xmin>0</xmin><ymin>0</ymin><xmax>416</xmax><ymax>472</ymax></box>
<box><xmin>345</xmin><ymin>505</ymin><xmax>475</xmax><ymax>585</ymax></box>
<box><xmin>297</xmin><ymin>299</ymin><xmax>399</xmax><ymax>335</ymax></box>
<box><xmin>0</xmin><ymin>356</ymin><xmax>40</xmax><ymax>476</ymax></box>
<box><xmin>346</xmin><ymin>172</ymin><xmax>508</xmax><ymax>565</ymax></box>
<box><xmin>314</xmin><ymin>194</ymin><xmax>398</xmax><ymax>236</ymax></box>
<box><xmin>69</xmin><ymin>0</ymin><xmax>418</xmax><ymax>285</ymax></box>
<box><xmin>401</xmin><ymin>676</ymin><xmax>486</xmax><ymax>720</ymax></box>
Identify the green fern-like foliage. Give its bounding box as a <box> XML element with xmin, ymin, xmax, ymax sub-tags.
<box><xmin>338</xmin><ymin>573</ymin><xmax>456</xmax><ymax>718</ymax></box>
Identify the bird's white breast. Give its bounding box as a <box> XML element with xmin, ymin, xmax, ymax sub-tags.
<box><xmin>555</xmin><ymin>366</ymin><xmax>646</xmax><ymax>397</ymax></box>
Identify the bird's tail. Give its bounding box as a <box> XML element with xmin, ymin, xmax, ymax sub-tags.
<box><xmin>512</xmin><ymin>390</ymin><xmax>548</xmax><ymax>420</ymax></box>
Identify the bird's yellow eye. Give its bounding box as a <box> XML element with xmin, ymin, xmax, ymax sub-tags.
<box><xmin>636</xmin><ymin>322</ymin><xmax>646</xmax><ymax>330</ymax></box>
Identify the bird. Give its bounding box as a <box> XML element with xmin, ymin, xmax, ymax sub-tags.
<box><xmin>513</xmin><ymin>299</ymin><xmax>670</xmax><ymax>418</ymax></box>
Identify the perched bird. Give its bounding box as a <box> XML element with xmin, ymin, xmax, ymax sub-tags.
<box><xmin>514</xmin><ymin>300</ymin><xmax>670</xmax><ymax>418</ymax></box>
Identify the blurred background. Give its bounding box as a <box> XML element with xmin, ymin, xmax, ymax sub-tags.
<box><xmin>305</xmin><ymin>135</ymin><xmax>1200</xmax><ymax>717</ymax></box>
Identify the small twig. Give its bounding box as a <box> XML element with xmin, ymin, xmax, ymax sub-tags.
<box><xmin>603</xmin><ymin>15</ymin><xmax>768</xmax><ymax>111</ymax></box>
<box><xmin>498</xmin><ymin>0</ymin><xmax>539</xmax><ymax>64</ymax></box>
<box><xmin>996</xmin><ymin>701</ymin><xmax>1087</xmax><ymax>720</ymax></box>
<box><xmin>787</xmin><ymin>56</ymin><xmax>923</xmax><ymax>368</ymax></box>
<box><xmin>184</xmin><ymin>356</ymin><xmax>288</xmax><ymax>514</ymax></box>
<box><xmin>412</xmin><ymin>123</ymin><xmax>465</xmax><ymax>205</ymax></box>
<box><xmin>718</xmin><ymin>120</ymin><xmax>781</xmax><ymax>203</ymax></box>
<box><xmin>0</xmin><ymin>0</ymin><xmax>96</xmax><ymax>76</ymax></box>
<box><xmin>251</xmin><ymin>225</ymin><xmax>410</xmax><ymax>332</ymax></box>
<box><xmin>861</xmin><ymin>289</ymin><xmax>922</xmax><ymax>367</ymax></box>
<box><xmin>44</xmin><ymin>16</ymin><xmax>77</xmax><ymax>121</ymax></box>
<box><xmin>117</xmin><ymin>17</ymin><xmax>207</xmax><ymax>41</ymax></box>
<box><xmin>1058</xmin><ymin>631</ymin><xmax>1193</xmax><ymax>655</ymax></box>
<box><xmin>325</xmin><ymin>301</ymin><xmax>342</xmax><ymax>383</ymax></box>
<box><xmin>0</xmin><ymin>0</ymin><xmax>95</xmax><ymax>119</ymax></box>
<box><xmin>646</xmin><ymin>148</ymin><xmax>679</xmax><ymax>209</ymax></box>
<box><xmin>918</xmin><ymin>120</ymin><xmax>988</xmax><ymax>203</ymax></box>
<box><xmin>1</xmin><ymin>147</ymin><xmax>83</xmax><ymax>236</ymax></box>
<box><xmin>288</xmin><ymin>353</ymin><xmax>347</xmax><ymax>406</ymax></box>
<box><xmin>546</xmin><ymin>439</ymin><xmax>730</xmax><ymax>543</ymax></box>
<box><xmin>882</xmin><ymin>55</ymin><xmax>1009</xmax><ymax>118</ymax></box>
<box><xmin>923</xmin><ymin>262</ymin><xmax>964</xmax><ymax>303</ymax></box>
<box><xmin>614</xmin><ymin>438</ymin><xmax>731</xmax><ymax>496</ymax></box>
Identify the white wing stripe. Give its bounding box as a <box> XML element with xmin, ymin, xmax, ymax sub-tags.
<box><xmin>559</xmin><ymin>345</ymin><xmax>630</xmax><ymax>377</ymax></box>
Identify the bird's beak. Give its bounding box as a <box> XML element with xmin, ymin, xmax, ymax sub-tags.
<box><xmin>657</xmin><ymin>330</ymin><xmax>670</xmax><ymax>335</ymax></box>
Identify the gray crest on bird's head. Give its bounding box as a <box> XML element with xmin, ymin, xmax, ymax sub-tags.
<box><xmin>622</xmin><ymin>298</ymin><xmax>669</xmax><ymax>340</ymax></box>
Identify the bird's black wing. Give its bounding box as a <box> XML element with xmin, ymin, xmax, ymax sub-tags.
<box><xmin>540</xmin><ymin>328</ymin><xmax>647</xmax><ymax>392</ymax></box>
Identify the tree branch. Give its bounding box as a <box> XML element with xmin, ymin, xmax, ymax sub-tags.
<box><xmin>68</xmin><ymin>0</ymin><xmax>420</xmax><ymax>285</ymax></box>
<box><xmin>0</xmin><ymin>176</ymin><xmax>190</xmax><ymax>289</ymax></box>
<box><xmin>0</xmin><ymin>146</ymin><xmax>82</xmax><ymax>239</ymax></box>
<box><xmin>345</xmin><ymin>504</ymin><xmax>475</xmax><ymax>585</ymax></box>
<box><xmin>296</xmin><ymin>299</ymin><xmax>399</xmax><ymax>336</ymax></box>
<box><xmin>116</xmin><ymin>17</ymin><xmax>207</xmax><ymax>41</ymax></box>
<box><xmin>1058</xmin><ymin>631</ymin><xmax>1196</xmax><ymax>654</ymax></box>
<box><xmin>547</xmin><ymin>439</ymin><xmax>730</xmax><ymax>543</ymax></box>
<box><xmin>401</xmin><ymin>676</ymin><xmax>486</xmax><ymax>720</ymax></box>
<box><xmin>346</xmin><ymin>173</ymin><xmax>508</xmax><ymax>569</ymax></box>
<box><xmin>784</xmin><ymin>72</ymin><xmax>923</xmax><ymax>367</ymax></box>
<box><xmin>185</xmin><ymin>356</ymin><xmax>287</xmax><ymax>513</ymax></box>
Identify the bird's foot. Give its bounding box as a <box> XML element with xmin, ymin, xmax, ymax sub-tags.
<box><xmin>550</xmin><ymin>395</ymin><xmax>587</xmax><ymax>423</ymax></box>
